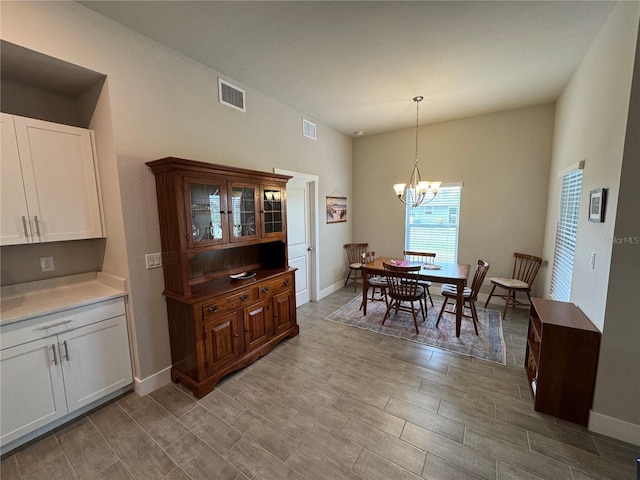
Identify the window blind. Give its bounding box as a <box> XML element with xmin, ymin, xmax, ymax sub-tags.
<box><xmin>403</xmin><ymin>185</ymin><xmax>462</xmax><ymax>262</ymax></box>
<box><xmin>550</xmin><ymin>169</ymin><xmax>583</xmax><ymax>301</ymax></box>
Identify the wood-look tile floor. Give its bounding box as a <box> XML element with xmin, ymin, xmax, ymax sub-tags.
<box><xmin>2</xmin><ymin>288</ymin><xmax>639</xmax><ymax>480</ymax></box>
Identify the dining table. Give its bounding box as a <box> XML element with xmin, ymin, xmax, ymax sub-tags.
<box><xmin>362</xmin><ymin>256</ymin><xmax>471</xmax><ymax>337</ymax></box>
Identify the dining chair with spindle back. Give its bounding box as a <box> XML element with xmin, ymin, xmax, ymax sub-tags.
<box><xmin>383</xmin><ymin>262</ymin><xmax>425</xmax><ymax>334</ymax></box>
<box><xmin>484</xmin><ymin>252</ymin><xmax>542</xmax><ymax>319</ymax></box>
<box><xmin>343</xmin><ymin>243</ymin><xmax>368</xmax><ymax>292</ymax></box>
<box><xmin>437</xmin><ymin>259</ymin><xmax>490</xmax><ymax>335</ymax></box>
<box><xmin>403</xmin><ymin>250</ymin><xmax>436</xmax><ymax>310</ymax></box>
<box><xmin>359</xmin><ymin>251</ymin><xmax>388</xmax><ymax>310</ymax></box>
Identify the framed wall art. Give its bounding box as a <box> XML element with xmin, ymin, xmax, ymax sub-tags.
<box><xmin>326</xmin><ymin>196</ymin><xmax>347</xmax><ymax>223</ymax></box>
<box><xmin>588</xmin><ymin>188</ymin><xmax>606</xmax><ymax>222</ymax></box>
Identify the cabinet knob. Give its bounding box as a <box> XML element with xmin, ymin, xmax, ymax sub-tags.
<box><xmin>207</xmin><ymin>305</ymin><xmax>218</xmax><ymax>313</ymax></box>
<box><xmin>262</xmin><ymin>287</ymin><xmax>269</xmax><ymax>294</ymax></box>
<box><xmin>240</xmin><ymin>294</ymin><xmax>249</xmax><ymax>301</ymax></box>
<box><xmin>283</xmin><ymin>279</ymin><xmax>290</xmax><ymax>286</ymax></box>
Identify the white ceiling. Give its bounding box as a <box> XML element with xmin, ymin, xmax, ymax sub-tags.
<box><xmin>79</xmin><ymin>1</ymin><xmax>615</xmax><ymax>137</ymax></box>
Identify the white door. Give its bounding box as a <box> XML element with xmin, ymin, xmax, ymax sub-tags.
<box><xmin>60</xmin><ymin>316</ymin><xmax>133</xmax><ymax>411</ymax></box>
<box><xmin>0</xmin><ymin>113</ymin><xmax>32</xmax><ymax>245</ymax></box>
<box><xmin>13</xmin><ymin>115</ymin><xmax>104</xmax><ymax>243</ymax></box>
<box><xmin>287</xmin><ymin>179</ymin><xmax>311</xmax><ymax>306</ymax></box>
<box><xmin>275</xmin><ymin>168</ymin><xmax>319</xmax><ymax>306</ymax></box>
<box><xmin>0</xmin><ymin>338</ymin><xmax>67</xmax><ymax>445</ymax></box>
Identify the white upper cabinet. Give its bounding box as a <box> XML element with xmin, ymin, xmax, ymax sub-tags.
<box><xmin>0</xmin><ymin>113</ymin><xmax>104</xmax><ymax>245</ymax></box>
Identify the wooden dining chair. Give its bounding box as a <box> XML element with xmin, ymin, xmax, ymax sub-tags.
<box><xmin>344</xmin><ymin>243</ymin><xmax>368</xmax><ymax>291</ymax></box>
<box><xmin>383</xmin><ymin>262</ymin><xmax>425</xmax><ymax>334</ymax></box>
<box><xmin>437</xmin><ymin>259</ymin><xmax>490</xmax><ymax>335</ymax></box>
<box><xmin>359</xmin><ymin>251</ymin><xmax>388</xmax><ymax>311</ymax></box>
<box><xmin>484</xmin><ymin>252</ymin><xmax>542</xmax><ymax>319</ymax></box>
<box><xmin>404</xmin><ymin>250</ymin><xmax>436</xmax><ymax>310</ymax></box>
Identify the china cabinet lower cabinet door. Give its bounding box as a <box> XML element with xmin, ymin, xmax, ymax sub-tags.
<box><xmin>0</xmin><ymin>337</ymin><xmax>67</xmax><ymax>445</ymax></box>
<box><xmin>243</xmin><ymin>299</ymin><xmax>271</xmax><ymax>351</ymax></box>
<box><xmin>60</xmin><ymin>316</ymin><xmax>133</xmax><ymax>411</ymax></box>
<box><xmin>204</xmin><ymin>311</ymin><xmax>244</xmax><ymax>375</ymax></box>
<box><xmin>273</xmin><ymin>289</ymin><xmax>295</xmax><ymax>337</ymax></box>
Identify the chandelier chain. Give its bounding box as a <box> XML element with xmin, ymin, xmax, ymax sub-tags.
<box><xmin>415</xmin><ymin>97</ymin><xmax>420</xmax><ymax>166</ymax></box>
<box><xmin>392</xmin><ymin>95</ymin><xmax>440</xmax><ymax>207</ymax></box>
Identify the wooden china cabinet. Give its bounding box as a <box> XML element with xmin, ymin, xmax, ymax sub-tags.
<box><xmin>146</xmin><ymin>157</ymin><xmax>298</xmax><ymax>398</ymax></box>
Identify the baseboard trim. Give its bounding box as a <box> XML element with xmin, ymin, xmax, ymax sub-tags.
<box><xmin>134</xmin><ymin>366</ymin><xmax>172</xmax><ymax>396</ymax></box>
<box><xmin>318</xmin><ymin>279</ymin><xmax>348</xmax><ymax>300</ymax></box>
<box><xmin>589</xmin><ymin>410</ymin><xmax>640</xmax><ymax>446</ymax></box>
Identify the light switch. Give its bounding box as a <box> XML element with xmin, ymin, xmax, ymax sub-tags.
<box><xmin>590</xmin><ymin>252</ymin><xmax>596</xmax><ymax>269</ymax></box>
<box><xmin>145</xmin><ymin>253</ymin><xmax>162</xmax><ymax>269</ymax></box>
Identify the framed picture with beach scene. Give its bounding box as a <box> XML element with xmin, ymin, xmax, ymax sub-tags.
<box><xmin>326</xmin><ymin>196</ymin><xmax>347</xmax><ymax>223</ymax></box>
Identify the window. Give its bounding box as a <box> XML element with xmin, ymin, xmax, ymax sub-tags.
<box><xmin>404</xmin><ymin>184</ymin><xmax>462</xmax><ymax>262</ymax></box>
<box><xmin>550</xmin><ymin>167</ymin><xmax>583</xmax><ymax>301</ymax></box>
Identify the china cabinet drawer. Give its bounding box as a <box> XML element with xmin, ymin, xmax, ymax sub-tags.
<box><xmin>258</xmin><ymin>274</ymin><xmax>293</xmax><ymax>299</ymax></box>
<box><xmin>202</xmin><ymin>289</ymin><xmax>255</xmax><ymax>318</ymax></box>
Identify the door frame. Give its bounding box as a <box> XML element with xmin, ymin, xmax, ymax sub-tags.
<box><xmin>274</xmin><ymin>168</ymin><xmax>319</xmax><ymax>302</ymax></box>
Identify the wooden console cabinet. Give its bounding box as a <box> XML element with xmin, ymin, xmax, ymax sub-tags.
<box><xmin>147</xmin><ymin>158</ymin><xmax>298</xmax><ymax>398</ymax></box>
<box><xmin>525</xmin><ymin>298</ymin><xmax>600</xmax><ymax>426</ymax></box>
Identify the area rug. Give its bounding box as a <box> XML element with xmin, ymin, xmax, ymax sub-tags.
<box><xmin>325</xmin><ymin>296</ymin><xmax>506</xmax><ymax>365</ymax></box>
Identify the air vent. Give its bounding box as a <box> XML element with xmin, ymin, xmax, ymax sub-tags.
<box><xmin>218</xmin><ymin>78</ymin><xmax>245</xmax><ymax>112</ymax></box>
<box><xmin>302</xmin><ymin>119</ymin><xmax>317</xmax><ymax>140</ymax></box>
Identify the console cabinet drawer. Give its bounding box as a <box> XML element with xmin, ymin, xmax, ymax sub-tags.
<box><xmin>202</xmin><ymin>288</ymin><xmax>255</xmax><ymax>318</ymax></box>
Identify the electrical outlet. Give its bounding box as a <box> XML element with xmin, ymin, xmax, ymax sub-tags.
<box><xmin>484</xmin><ymin>279</ymin><xmax>491</xmax><ymax>286</ymax></box>
<box><xmin>145</xmin><ymin>253</ymin><xmax>163</xmax><ymax>269</ymax></box>
<box><xmin>40</xmin><ymin>256</ymin><xmax>55</xmax><ymax>272</ymax></box>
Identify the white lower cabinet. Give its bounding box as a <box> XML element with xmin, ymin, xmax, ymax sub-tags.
<box><xmin>0</xmin><ymin>298</ymin><xmax>132</xmax><ymax>449</ymax></box>
<box><xmin>0</xmin><ymin>337</ymin><xmax>68</xmax><ymax>443</ymax></box>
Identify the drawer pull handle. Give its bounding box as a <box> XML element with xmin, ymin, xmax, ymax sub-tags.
<box><xmin>61</xmin><ymin>340</ymin><xmax>69</xmax><ymax>361</ymax></box>
<box><xmin>21</xmin><ymin>216</ymin><xmax>29</xmax><ymax>238</ymax></box>
<box><xmin>262</xmin><ymin>287</ymin><xmax>269</xmax><ymax>294</ymax></box>
<box><xmin>283</xmin><ymin>279</ymin><xmax>290</xmax><ymax>286</ymax></box>
<box><xmin>50</xmin><ymin>344</ymin><xmax>58</xmax><ymax>366</ymax></box>
<box><xmin>207</xmin><ymin>306</ymin><xmax>218</xmax><ymax>313</ymax></box>
<box><xmin>241</xmin><ymin>294</ymin><xmax>249</xmax><ymax>301</ymax></box>
<box><xmin>36</xmin><ymin>320</ymin><xmax>72</xmax><ymax>331</ymax></box>
<box><xmin>34</xmin><ymin>216</ymin><xmax>41</xmax><ymax>238</ymax></box>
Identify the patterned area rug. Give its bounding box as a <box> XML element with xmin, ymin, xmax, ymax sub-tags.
<box><xmin>325</xmin><ymin>295</ymin><xmax>506</xmax><ymax>365</ymax></box>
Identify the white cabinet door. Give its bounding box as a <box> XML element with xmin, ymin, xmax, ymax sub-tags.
<box><xmin>0</xmin><ymin>338</ymin><xmax>67</xmax><ymax>445</ymax></box>
<box><xmin>60</xmin><ymin>315</ymin><xmax>133</xmax><ymax>411</ymax></box>
<box><xmin>13</xmin><ymin>115</ymin><xmax>103</xmax><ymax>243</ymax></box>
<box><xmin>0</xmin><ymin>113</ymin><xmax>33</xmax><ymax>245</ymax></box>
<box><xmin>0</xmin><ymin>114</ymin><xmax>104</xmax><ymax>245</ymax></box>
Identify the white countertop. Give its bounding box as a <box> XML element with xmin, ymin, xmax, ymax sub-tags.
<box><xmin>0</xmin><ymin>272</ymin><xmax>128</xmax><ymax>326</ymax></box>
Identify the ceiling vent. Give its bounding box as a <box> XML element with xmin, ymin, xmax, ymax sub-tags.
<box><xmin>302</xmin><ymin>119</ymin><xmax>317</xmax><ymax>140</ymax></box>
<box><xmin>218</xmin><ymin>78</ymin><xmax>245</xmax><ymax>112</ymax></box>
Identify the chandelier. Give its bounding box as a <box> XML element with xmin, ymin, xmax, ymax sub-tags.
<box><xmin>393</xmin><ymin>96</ymin><xmax>441</xmax><ymax>207</ymax></box>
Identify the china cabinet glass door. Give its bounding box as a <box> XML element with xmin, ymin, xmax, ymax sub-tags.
<box><xmin>262</xmin><ymin>186</ymin><xmax>284</xmax><ymax>237</ymax></box>
<box><xmin>229</xmin><ymin>184</ymin><xmax>258</xmax><ymax>242</ymax></box>
<box><xmin>187</xmin><ymin>178</ymin><xmax>225</xmax><ymax>247</ymax></box>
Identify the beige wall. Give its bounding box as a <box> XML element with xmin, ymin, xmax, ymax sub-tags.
<box><xmin>1</xmin><ymin>1</ymin><xmax>352</xmax><ymax>383</ymax></box>
<box><xmin>542</xmin><ymin>2</ymin><xmax>639</xmax><ymax>442</ymax></box>
<box><xmin>353</xmin><ymin>104</ymin><xmax>555</xmax><ymax>299</ymax></box>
